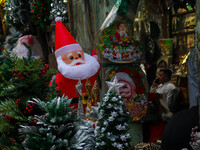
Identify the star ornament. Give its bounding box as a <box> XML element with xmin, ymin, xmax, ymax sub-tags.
<box><xmin>106</xmin><ymin>76</ymin><xmax>124</xmax><ymax>94</ymax></box>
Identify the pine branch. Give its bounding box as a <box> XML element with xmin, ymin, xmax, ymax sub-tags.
<box><xmin>0</xmin><ymin>117</ymin><xmax>14</xmax><ymax>133</ymax></box>
<box><xmin>19</xmin><ymin>125</ymin><xmax>41</xmax><ymax>136</ymax></box>
<box><xmin>3</xmin><ymin>145</ymin><xmax>22</xmax><ymax>150</ymax></box>
<box><xmin>23</xmin><ymin>42</ymin><xmax>32</xmax><ymax>61</ymax></box>
<box><xmin>0</xmin><ymin>99</ymin><xmax>27</xmax><ymax>121</ymax></box>
<box><xmin>19</xmin><ymin>96</ymin><xmax>89</xmax><ymax>149</ymax></box>
<box><xmin>47</xmin><ymin>75</ymin><xmax>61</xmax><ymax>101</ymax></box>
<box><xmin>28</xmin><ymin>98</ymin><xmax>48</xmax><ymax>113</ymax></box>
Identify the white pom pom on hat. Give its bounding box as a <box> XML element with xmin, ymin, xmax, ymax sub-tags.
<box><xmin>55</xmin><ymin>17</ymin><xmax>62</xmax><ymax>22</ymax></box>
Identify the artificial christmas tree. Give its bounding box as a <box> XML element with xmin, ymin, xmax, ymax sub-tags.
<box><xmin>95</xmin><ymin>77</ymin><xmax>131</xmax><ymax>150</ymax></box>
<box><xmin>19</xmin><ymin>95</ymin><xmax>95</xmax><ymax>150</ymax></box>
<box><xmin>5</xmin><ymin>0</ymin><xmax>31</xmax><ymax>32</ymax></box>
<box><xmin>0</xmin><ymin>46</ymin><xmax>56</xmax><ymax>149</ymax></box>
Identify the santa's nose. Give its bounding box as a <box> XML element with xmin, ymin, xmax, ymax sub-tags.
<box><xmin>75</xmin><ymin>57</ymin><xmax>79</xmax><ymax>59</ymax></box>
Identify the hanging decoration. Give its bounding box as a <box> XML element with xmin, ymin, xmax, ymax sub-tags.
<box><xmin>49</xmin><ymin>0</ymin><xmax>68</xmax><ymax>24</ymax></box>
<box><xmin>92</xmin><ymin>80</ymin><xmax>99</xmax><ymax>106</ymax></box>
<box><xmin>76</xmin><ymin>79</ymin><xmax>85</xmax><ymax>120</ymax></box>
<box><xmin>5</xmin><ymin>0</ymin><xmax>31</xmax><ymax>31</ymax></box>
<box><xmin>99</xmin><ymin>21</ymin><xmax>143</xmax><ymax>64</ymax></box>
<box><xmin>0</xmin><ymin>0</ymin><xmax>7</xmax><ymax>37</ymax></box>
<box><xmin>105</xmin><ymin>64</ymin><xmax>148</xmax><ymax>121</ymax></box>
<box><xmin>100</xmin><ymin>0</ymin><xmax>139</xmax><ymax>31</ymax></box>
<box><xmin>31</xmin><ymin>0</ymin><xmax>51</xmax><ymax>29</ymax></box>
<box><xmin>117</xmin><ymin>0</ymin><xmax>129</xmax><ymax>16</ymax></box>
<box><xmin>85</xmin><ymin>78</ymin><xmax>92</xmax><ymax>111</ymax></box>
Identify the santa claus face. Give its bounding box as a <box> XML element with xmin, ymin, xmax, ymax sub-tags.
<box><xmin>119</xmin><ymin>80</ymin><xmax>137</xmax><ymax>99</ymax></box>
<box><xmin>119</xmin><ymin>23</ymin><xmax>127</xmax><ymax>33</ymax></box>
<box><xmin>61</xmin><ymin>50</ymin><xmax>85</xmax><ymax>66</ymax></box>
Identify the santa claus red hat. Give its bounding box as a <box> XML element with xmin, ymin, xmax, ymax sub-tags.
<box><xmin>54</xmin><ymin>17</ymin><xmax>82</xmax><ymax>58</ymax></box>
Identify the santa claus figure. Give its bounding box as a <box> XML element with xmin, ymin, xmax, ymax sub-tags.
<box><xmin>52</xmin><ymin>17</ymin><xmax>100</xmax><ymax>111</ymax></box>
<box><xmin>115</xmin><ymin>23</ymin><xmax>130</xmax><ymax>44</ymax></box>
<box><xmin>12</xmin><ymin>35</ymin><xmax>43</xmax><ymax>58</ymax></box>
<box><xmin>112</xmin><ymin>72</ymin><xmax>137</xmax><ymax>100</ymax></box>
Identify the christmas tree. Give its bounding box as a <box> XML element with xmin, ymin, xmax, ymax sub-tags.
<box><xmin>0</xmin><ymin>46</ymin><xmax>57</xmax><ymax>149</ymax></box>
<box><xmin>19</xmin><ymin>95</ymin><xmax>95</xmax><ymax>150</ymax></box>
<box><xmin>31</xmin><ymin>0</ymin><xmax>51</xmax><ymax>29</ymax></box>
<box><xmin>5</xmin><ymin>0</ymin><xmax>31</xmax><ymax>32</ymax></box>
<box><xmin>95</xmin><ymin>77</ymin><xmax>131</xmax><ymax>150</ymax></box>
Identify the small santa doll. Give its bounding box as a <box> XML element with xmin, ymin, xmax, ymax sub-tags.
<box><xmin>12</xmin><ymin>35</ymin><xmax>43</xmax><ymax>58</ymax></box>
<box><xmin>52</xmin><ymin>17</ymin><xmax>100</xmax><ymax>112</ymax></box>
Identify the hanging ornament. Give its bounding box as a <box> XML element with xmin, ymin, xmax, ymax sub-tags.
<box><xmin>76</xmin><ymin>79</ymin><xmax>85</xmax><ymax>120</ymax></box>
<box><xmin>85</xmin><ymin>78</ymin><xmax>92</xmax><ymax>101</ymax></box>
<box><xmin>76</xmin><ymin>79</ymin><xmax>83</xmax><ymax>96</ymax></box>
<box><xmin>5</xmin><ymin>0</ymin><xmax>31</xmax><ymax>31</ymax></box>
<box><xmin>49</xmin><ymin>0</ymin><xmax>69</xmax><ymax>24</ymax></box>
<box><xmin>85</xmin><ymin>79</ymin><xmax>92</xmax><ymax>118</ymax></box>
<box><xmin>92</xmin><ymin>80</ymin><xmax>99</xmax><ymax>106</ymax></box>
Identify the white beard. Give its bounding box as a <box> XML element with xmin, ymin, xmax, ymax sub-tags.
<box><xmin>57</xmin><ymin>53</ymin><xmax>100</xmax><ymax>80</ymax></box>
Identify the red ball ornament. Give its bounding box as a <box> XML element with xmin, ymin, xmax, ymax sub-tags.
<box><xmin>34</xmin><ymin>120</ymin><xmax>37</xmax><ymax>124</ymax></box>
<box><xmin>32</xmin><ymin>10</ymin><xmax>34</xmax><ymax>13</ymax></box>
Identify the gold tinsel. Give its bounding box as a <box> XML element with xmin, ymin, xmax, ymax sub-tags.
<box><xmin>0</xmin><ymin>0</ymin><xmax>7</xmax><ymax>37</ymax></box>
<box><xmin>92</xmin><ymin>80</ymin><xmax>99</xmax><ymax>106</ymax></box>
<box><xmin>85</xmin><ymin>78</ymin><xmax>92</xmax><ymax>110</ymax></box>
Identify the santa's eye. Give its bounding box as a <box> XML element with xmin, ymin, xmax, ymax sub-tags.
<box><xmin>70</xmin><ymin>56</ymin><xmax>74</xmax><ymax>60</ymax></box>
<box><xmin>122</xmin><ymin>86</ymin><xmax>127</xmax><ymax>89</ymax></box>
<box><xmin>78</xmin><ymin>54</ymin><xmax>81</xmax><ymax>58</ymax></box>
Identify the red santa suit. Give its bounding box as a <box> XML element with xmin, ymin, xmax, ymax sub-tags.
<box><xmin>51</xmin><ymin>17</ymin><xmax>100</xmax><ymax>112</ymax></box>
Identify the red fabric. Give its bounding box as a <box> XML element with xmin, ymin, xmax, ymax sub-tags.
<box><xmin>92</xmin><ymin>49</ymin><xmax>97</xmax><ymax>56</ymax></box>
<box><xmin>148</xmin><ymin>92</ymin><xmax>159</xmax><ymax>102</ymax></box>
<box><xmin>55</xmin><ymin>20</ymin><xmax>78</xmax><ymax>51</ymax></box>
<box><xmin>148</xmin><ymin>92</ymin><xmax>166</xmax><ymax>142</ymax></box>
<box><xmin>50</xmin><ymin>67</ymin><xmax>100</xmax><ymax>112</ymax></box>
<box><xmin>54</xmin><ymin>72</ymin><xmax>99</xmax><ymax>98</ymax></box>
<box><xmin>149</xmin><ymin>120</ymin><xmax>166</xmax><ymax>142</ymax></box>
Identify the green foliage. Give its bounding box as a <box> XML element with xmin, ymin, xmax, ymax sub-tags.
<box><xmin>19</xmin><ymin>96</ymin><xmax>80</xmax><ymax>149</ymax></box>
<box><xmin>0</xmin><ymin>99</ymin><xmax>27</xmax><ymax>121</ymax></box>
<box><xmin>0</xmin><ymin>115</ymin><xmax>15</xmax><ymax>133</ymax></box>
<box><xmin>1</xmin><ymin>52</ymin><xmax>57</xmax><ymax>101</ymax></box>
<box><xmin>0</xmin><ymin>48</ymin><xmax>57</xmax><ymax>149</ymax></box>
<box><xmin>31</xmin><ymin>0</ymin><xmax>51</xmax><ymax>29</ymax></box>
<box><xmin>46</xmin><ymin>75</ymin><xmax>61</xmax><ymax>101</ymax></box>
<box><xmin>95</xmin><ymin>89</ymin><xmax>131</xmax><ymax>150</ymax></box>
